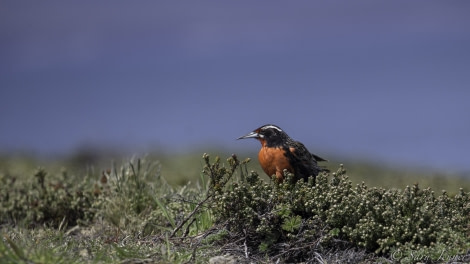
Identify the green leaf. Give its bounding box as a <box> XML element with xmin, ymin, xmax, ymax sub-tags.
<box><xmin>282</xmin><ymin>215</ymin><xmax>302</xmax><ymax>232</ymax></box>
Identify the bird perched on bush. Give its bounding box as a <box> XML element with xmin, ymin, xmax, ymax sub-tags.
<box><xmin>238</xmin><ymin>124</ymin><xmax>328</xmax><ymax>183</ymax></box>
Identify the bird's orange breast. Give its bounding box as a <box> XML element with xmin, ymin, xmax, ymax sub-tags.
<box><xmin>258</xmin><ymin>146</ymin><xmax>294</xmax><ymax>182</ymax></box>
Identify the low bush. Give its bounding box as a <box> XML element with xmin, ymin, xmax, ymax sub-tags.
<box><xmin>0</xmin><ymin>167</ymin><xmax>96</xmax><ymax>228</ymax></box>
<box><xmin>1</xmin><ymin>154</ymin><xmax>469</xmax><ymax>263</ymax></box>
<box><xmin>206</xmin><ymin>155</ymin><xmax>470</xmax><ymax>263</ymax></box>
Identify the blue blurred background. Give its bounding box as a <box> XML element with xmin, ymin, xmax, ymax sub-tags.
<box><xmin>1</xmin><ymin>1</ymin><xmax>469</xmax><ymax>172</ymax></box>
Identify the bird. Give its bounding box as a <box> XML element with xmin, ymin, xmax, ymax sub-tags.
<box><xmin>237</xmin><ymin>124</ymin><xmax>328</xmax><ymax>183</ymax></box>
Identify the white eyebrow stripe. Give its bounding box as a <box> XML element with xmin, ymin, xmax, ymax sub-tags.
<box><xmin>262</xmin><ymin>125</ymin><xmax>282</xmax><ymax>132</ymax></box>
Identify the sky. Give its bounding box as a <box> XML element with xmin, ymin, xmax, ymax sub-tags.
<box><xmin>1</xmin><ymin>1</ymin><xmax>470</xmax><ymax>172</ymax></box>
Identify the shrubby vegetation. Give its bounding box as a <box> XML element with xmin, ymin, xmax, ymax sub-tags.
<box><xmin>0</xmin><ymin>154</ymin><xmax>469</xmax><ymax>263</ymax></box>
<box><xmin>210</xmin><ymin>158</ymin><xmax>470</xmax><ymax>262</ymax></box>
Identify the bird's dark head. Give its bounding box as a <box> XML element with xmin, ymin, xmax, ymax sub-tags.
<box><xmin>237</xmin><ymin>124</ymin><xmax>289</xmax><ymax>147</ymax></box>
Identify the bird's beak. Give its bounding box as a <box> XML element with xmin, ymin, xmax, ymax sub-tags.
<box><xmin>237</xmin><ymin>131</ymin><xmax>260</xmax><ymax>140</ymax></box>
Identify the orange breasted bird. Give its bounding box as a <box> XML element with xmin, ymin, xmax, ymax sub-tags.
<box><xmin>237</xmin><ymin>124</ymin><xmax>328</xmax><ymax>182</ymax></box>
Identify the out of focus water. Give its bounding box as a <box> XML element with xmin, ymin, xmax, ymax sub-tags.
<box><xmin>1</xmin><ymin>1</ymin><xmax>469</xmax><ymax>171</ymax></box>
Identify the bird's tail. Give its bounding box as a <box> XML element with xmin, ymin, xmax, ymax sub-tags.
<box><xmin>312</xmin><ymin>153</ymin><xmax>328</xmax><ymax>162</ymax></box>
<box><xmin>312</xmin><ymin>152</ymin><xmax>329</xmax><ymax>172</ymax></box>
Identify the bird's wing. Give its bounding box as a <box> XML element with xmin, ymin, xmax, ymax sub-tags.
<box><xmin>285</xmin><ymin>141</ymin><xmax>323</xmax><ymax>178</ymax></box>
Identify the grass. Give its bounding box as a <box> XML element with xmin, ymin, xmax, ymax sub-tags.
<box><xmin>1</xmin><ymin>151</ymin><xmax>470</xmax><ymax>263</ymax></box>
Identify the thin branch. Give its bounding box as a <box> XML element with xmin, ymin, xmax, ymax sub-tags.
<box><xmin>170</xmin><ymin>194</ymin><xmax>213</xmax><ymax>238</ymax></box>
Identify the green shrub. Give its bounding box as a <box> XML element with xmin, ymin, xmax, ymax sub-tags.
<box><xmin>208</xmin><ymin>158</ymin><xmax>470</xmax><ymax>263</ymax></box>
<box><xmin>0</xmin><ymin>167</ymin><xmax>96</xmax><ymax>228</ymax></box>
<box><xmin>1</xmin><ymin>154</ymin><xmax>469</xmax><ymax>263</ymax></box>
